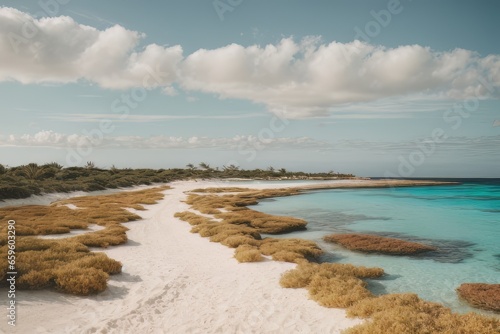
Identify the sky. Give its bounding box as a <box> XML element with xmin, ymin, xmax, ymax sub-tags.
<box><xmin>0</xmin><ymin>0</ymin><xmax>499</xmax><ymax>177</ymax></box>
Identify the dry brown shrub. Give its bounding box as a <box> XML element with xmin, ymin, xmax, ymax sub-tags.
<box><xmin>260</xmin><ymin>238</ymin><xmax>323</xmax><ymax>262</ymax></box>
<box><xmin>37</xmin><ymin>226</ymin><xmax>71</xmax><ymax>235</ymax></box>
<box><xmin>234</xmin><ymin>245</ymin><xmax>263</xmax><ymax>263</ymax></box>
<box><xmin>54</xmin><ymin>267</ymin><xmax>109</xmax><ymax>295</ymax></box>
<box><xmin>271</xmin><ymin>250</ymin><xmax>307</xmax><ymax>263</ymax></box>
<box><xmin>0</xmin><ymin>186</ymin><xmax>167</xmax><ymax>294</ymax></box>
<box><xmin>280</xmin><ymin>262</ymin><xmax>384</xmax><ymax>289</ymax></box>
<box><xmin>345</xmin><ymin>293</ymin><xmax>500</xmax><ymax>334</ymax></box>
<box><xmin>174</xmin><ymin>211</ymin><xmax>217</xmax><ymax>225</ymax></box>
<box><xmin>11</xmin><ymin>238</ymin><xmax>89</xmax><ymax>253</ymax></box>
<box><xmin>216</xmin><ymin>209</ymin><xmax>307</xmax><ymax>234</ymax></box>
<box><xmin>220</xmin><ymin>235</ymin><xmax>261</xmax><ymax>248</ymax></box>
<box><xmin>73</xmin><ymin>224</ymin><xmax>128</xmax><ymax>248</ymax></box>
<box><xmin>280</xmin><ymin>261</ymin><xmax>383</xmax><ymax>309</ymax></box>
<box><xmin>18</xmin><ymin>270</ymin><xmax>54</xmax><ymax>289</ymax></box>
<box><xmin>324</xmin><ymin>233</ymin><xmax>437</xmax><ymax>255</ymax></box>
<box><xmin>209</xmin><ymin>225</ymin><xmax>261</xmax><ymax>243</ymax></box>
<box><xmin>309</xmin><ymin>275</ymin><xmax>373</xmax><ymax>308</ymax></box>
<box><xmin>184</xmin><ymin>188</ymin><xmax>307</xmax><ymax>234</ymax></box>
<box><xmin>195</xmin><ymin>223</ymin><xmax>261</xmax><ymax>240</ymax></box>
<box><xmin>69</xmin><ymin>252</ymin><xmax>122</xmax><ymax>274</ymax></box>
<box><xmin>457</xmin><ymin>283</ymin><xmax>500</xmax><ymax>312</ymax></box>
<box><xmin>280</xmin><ymin>263</ymin><xmax>320</xmax><ymax>289</ymax></box>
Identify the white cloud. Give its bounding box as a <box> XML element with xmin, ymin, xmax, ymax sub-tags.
<box><xmin>0</xmin><ymin>130</ymin><xmax>325</xmax><ymax>150</ymax></box>
<box><xmin>181</xmin><ymin>40</ymin><xmax>499</xmax><ymax>117</ymax></box>
<box><xmin>0</xmin><ymin>7</ymin><xmax>182</xmax><ymax>88</ymax></box>
<box><xmin>1</xmin><ymin>7</ymin><xmax>499</xmax><ymax>118</ymax></box>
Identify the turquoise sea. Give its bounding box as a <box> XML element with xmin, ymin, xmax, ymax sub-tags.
<box><xmin>253</xmin><ymin>180</ymin><xmax>500</xmax><ymax>315</ymax></box>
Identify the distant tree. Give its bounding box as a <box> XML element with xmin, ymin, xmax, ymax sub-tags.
<box><xmin>0</xmin><ymin>164</ymin><xmax>6</xmax><ymax>175</ymax></box>
<box><xmin>110</xmin><ymin>165</ymin><xmax>119</xmax><ymax>174</ymax></box>
<box><xmin>43</xmin><ymin>162</ymin><xmax>63</xmax><ymax>170</ymax></box>
<box><xmin>186</xmin><ymin>163</ymin><xmax>195</xmax><ymax>170</ymax></box>
<box><xmin>199</xmin><ymin>162</ymin><xmax>211</xmax><ymax>170</ymax></box>
<box><xmin>279</xmin><ymin>168</ymin><xmax>287</xmax><ymax>174</ymax></box>
<box><xmin>85</xmin><ymin>161</ymin><xmax>96</xmax><ymax>169</ymax></box>
<box><xmin>223</xmin><ymin>164</ymin><xmax>240</xmax><ymax>172</ymax></box>
<box><xmin>21</xmin><ymin>163</ymin><xmax>46</xmax><ymax>180</ymax></box>
<box><xmin>267</xmin><ymin>166</ymin><xmax>275</xmax><ymax>172</ymax></box>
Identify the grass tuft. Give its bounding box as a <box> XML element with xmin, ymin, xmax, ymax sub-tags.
<box><xmin>234</xmin><ymin>245</ymin><xmax>263</xmax><ymax>263</ymax></box>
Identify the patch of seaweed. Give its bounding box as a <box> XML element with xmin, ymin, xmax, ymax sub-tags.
<box><xmin>323</xmin><ymin>233</ymin><xmax>437</xmax><ymax>255</ymax></box>
<box><xmin>457</xmin><ymin>283</ymin><xmax>500</xmax><ymax>313</ymax></box>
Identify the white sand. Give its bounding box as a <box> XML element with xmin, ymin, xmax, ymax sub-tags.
<box><xmin>1</xmin><ymin>180</ymin><xmax>362</xmax><ymax>334</ymax></box>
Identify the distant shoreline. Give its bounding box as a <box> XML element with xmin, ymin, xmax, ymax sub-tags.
<box><xmin>0</xmin><ymin>177</ymin><xmax>455</xmax><ymax>206</ymax></box>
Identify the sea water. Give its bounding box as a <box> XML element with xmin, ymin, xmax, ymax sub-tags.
<box><xmin>254</xmin><ymin>180</ymin><xmax>500</xmax><ymax>315</ymax></box>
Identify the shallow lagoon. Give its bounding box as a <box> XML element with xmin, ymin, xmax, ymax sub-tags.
<box><xmin>255</xmin><ymin>180</ymin><xmax>500</xmax><ymax>315</ymax></box>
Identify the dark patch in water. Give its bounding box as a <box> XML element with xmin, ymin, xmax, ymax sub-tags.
<box><xmin>282</xmin><ymin>209</ymin><xmax>391</xmax><ymax>232</ymax></box>
<box><xmin>318</xmin><ymin>252</ymin><xmax>349</xmax><ymax>263</ymax></box>
<box><xmin>357</xmin><ymin>231</ymin><xmax>476</xmax><ymax>264</ymax></box>
<box><xmin>365</xmin><ymin>279</ymin><xmax>389</xmax><ymax>296</ymax></box>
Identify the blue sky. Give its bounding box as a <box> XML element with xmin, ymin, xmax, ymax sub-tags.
<box><xmin>0</xmin><ymin>0</ymin><xmax>499</xmax><ymax>177</ymax></box>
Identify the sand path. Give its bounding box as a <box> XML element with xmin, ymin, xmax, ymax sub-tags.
<box><xmin>1</xmin><ymin>180</ymin><xmax>361</xmax><ymax>334</ymax></box>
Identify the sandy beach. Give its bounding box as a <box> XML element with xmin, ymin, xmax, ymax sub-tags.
<box><xmin>1</xmin><ymin>180</ymin><xmax>371</xmax><ymax>334</ymax></box>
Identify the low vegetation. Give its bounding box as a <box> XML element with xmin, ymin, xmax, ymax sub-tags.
<box><xmin>345</xmin><ymin>293</ymin><xmax>499</xmax><ymax>334</ymax></box>
<box><xmin>0</xmin><ymin>163</ymin><xmax>354</xmax><ymax>201</ymax></box>
<box><xmin>0</xmin><ymin>187</ymin><xmax>168</xmax><ymax>295</ymax></box>
<box><xmin>177</xmin><ymin>187</ymin><xmax>325</xmax><ymax>264</ymax></box>
<box><xmin>280</xmin><ymin>262</ymin><xmax>384</xmax><ymax>308</ymax></box>
<box><xmin>234</xmin><ymin>244</ymin><xmax>263</xmax><ymax>263</ymax></box>
<box><xmin>185</xmin><ymin>188</ymin><xmax>308</xmax><ymax>234</ymax></box>
<box><xmin>457</xmin><ymin>283</ymin><xmax>500</xmax><ymax>313</ymax></box>
<box><xmin>324</xmin><ymin>233</ymin><xmax>437</xmax><ymax>255</ymax></box>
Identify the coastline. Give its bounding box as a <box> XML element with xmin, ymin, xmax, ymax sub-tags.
<box><xmin>2</xmin><ymin>179</ymin><xmax>494</xmax><ymax>333</ymax></box>
<box><xmin>2</xmin><ymin>180</ymin><xmax>364</xmax><ymax>333</ymax></box>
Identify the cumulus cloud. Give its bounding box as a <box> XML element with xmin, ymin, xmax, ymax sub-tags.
<box><xmin>0</xmin><ymin>130</ymin><xmax>325</xmax><ymax>150</ymax></box>
<box><xmin>0</xmin><ymin>7</ymin><xmax>182</xmax><ymax>88</ymax></box>
<box><xmin>181</xmin><ymin>40</ymin><xmax>500</xmax><ymax>117</ymax></box>
<box><xmin>0</xmin><ymin>7</ymin><xmax>499</xmax><ymax>117</ymax></box>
